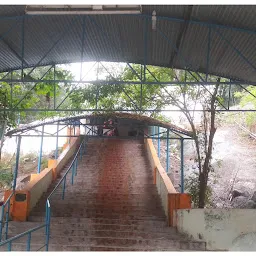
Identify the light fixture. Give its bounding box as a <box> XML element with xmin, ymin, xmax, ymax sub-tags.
<box><xmin>152</xmin><ymin>10</ymin><xmax>157</xmax><ymax>30</ymax></box>
<box><xmin>25</xmin><ymin>5</ymin><xmax>142</xmax><ymax>15</ymax></box>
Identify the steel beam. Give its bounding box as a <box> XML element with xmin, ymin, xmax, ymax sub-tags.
<box><xmin>180</xmin><ymin>138</ymin><xmax>184</xmax><ymax>193</ymax></box>
<box><xmin>37</xmin><ymin>125</ymin><xmax>44</xmax><ymax>173</ymax></box>
<box><xmin>166</xmin><ymin>129</ymin><xmax>170</xmax><ymax>172</ymax></box>
<box><xmin>25</xmin><ymin>17</ymin><xmax>80</xmax><ymax>78</ymax></box>
<box><xmin>158</xmin><ymin>126</ymin><xmax>160</xmax><ymax>157</ymax></box>
<box><xmin>55</xmin><ymin>122</ymin><xmax>59</xmax><ymax>159</ymax></box>
<box><xmin>214</xmin><ymin>28</ymin><xmax>256</xmax><ymax>72</ymax></box>
<box><xmin>206</xmin><ymin>27</ymin><xmax>212</xmax><ymax>82</ymax></box>
<box><xmin>13</xmin><ymin>136</ymin><xmax>22</xmax><ymax>190</ymax></box>
<box><xmin>0</xmin><ymin>79</ymin><xmax>252</xmax><ymax>86</ymax></box>
<box><xmin>2</xmin><ymin>108</ymin><xmax>256</xmax><ymax>113</ymax></box>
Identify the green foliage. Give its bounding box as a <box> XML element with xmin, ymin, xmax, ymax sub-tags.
<box><xmin>69</xmin><ymin>65</ymin><xmax>176</xmax><ymax>113</ymax></box>
<box><xmin>0</xmin><ymin>170</ymin><xmax>13</xmax><ymax>188</ymax></box>
<box><xmin>41</xmin><ymin>158</ymin><xmax>48</xmax><ymax>170</ymax></box>
<box><xmin>184</xmin><ymin>171</ymin><xmax>213</xmax><ymax>207</ymax></box>
<box><xmin>0</xmin><ymin>66</ymin><xmax>74</xmax><ymax>130</ymax></box>
<box><xmin>235</xmin><ymin>86</ymin><xmax>256</xmax><ymax>128</ymax></box>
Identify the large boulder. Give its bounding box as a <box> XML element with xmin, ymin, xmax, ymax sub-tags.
<box><xmin>231</xmin><ymin>196</ymin><xmax>248</xmax><ymax>208</ymax></box>
<box><xmin>246</xmin><ymin>200</ymin><xmax>256</xmax><ymax>209</ymax></box>
<box><xmin>231</xmin><ymin>196</ymin><xmax>256</xmax><ymax>209</ymax></box>
<box><xmin>250</xmin><ymin>191</ymin><xmax>256</xmax><ymax>202</ymax></box>
<box><xmin>230</xmin><ymin>189</ymin><xmax>250</xmax><ymax>201</ymax></box>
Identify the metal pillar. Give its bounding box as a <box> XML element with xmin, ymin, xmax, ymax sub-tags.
<box><xmin>55</xmin><ymin>122</ymin><xmax>59</xmax><ymax>159</ymax></box>
<box><xmin>13</xmin><ymin>136</ymin><xmax>22</xmax><ymax>190</ymax></box>
<box><xmin>158</xmin><ymin>126</ymin><xmax>160</xmax><ymax>157</ymax></box>
<box><xmin>37</xmin><ymin>125</ymin><xmax>44</xmax><ymax>173</ymax></box>
<box><xmin>166</xmin><ymin>129</ymin><xmax>170</xmax><ymax>172</ymax></box>
<box><xmin>180</xmin><ymin>139</ymin><xmax>184</xmax><ymax>193</ymax></box>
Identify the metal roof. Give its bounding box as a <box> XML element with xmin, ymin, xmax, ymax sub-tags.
<box><xmin>0</xmin><ymin>5</ymin><xmax>255</xmax><ymax>83</ymax></box>
<box><xmin>5</xmin><ymin>112</ymin><xmax>193</xmax><ymax>138</ymax></box>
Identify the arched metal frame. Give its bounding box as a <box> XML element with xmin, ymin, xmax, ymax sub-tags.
<box><xmin>0</xmin><ymin>7</ymin><xmax>255</xmax><ymax>114</ymax></box>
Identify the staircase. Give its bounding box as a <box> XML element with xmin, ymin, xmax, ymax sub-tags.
<box><xmin>1</xmin><ymin>138</ymin><xmax>206</xmax><ymax>251</ymax></box>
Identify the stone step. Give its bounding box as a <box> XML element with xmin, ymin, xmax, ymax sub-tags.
<box><xmin>30</xmin><ymin>210</ymin><xmax>166</xmax><ymax>220</ymax></box>
<box><xmin>35</xmin><ymin>201</ymin><xmax>163</xmax><ymax>210</ymax></box>
<box><xmin>31</xmin><ymin>209</ymin><xmax>166</xmax><ymax>219</ymax></box>
<box><xmin>0</xmin><ymin>244</ymin><xmax>182</xmax><ymax>251</ymax></box>
<box><xmin>42</xmin><ymin>187</ymin><xmax>159</xmax><ymax>194</ymax></box>
<box><xmin>28</xmin><ymin>216</ymin><xmax>168</xmax><ymax>226</ymax></box>
<box><xmin>6</xmin><ymin>229</ymin><xmax>184</xmax><ymax>241</ymax></box>
<box><xmin>0</xmin><ymin>236</ymin><xmax>206</xmax><ymax>251</ymax></box>
<box><xmin>6</xmin><ymin>221</ymin><xmax>174</xmax><ymax>233</ymax></box>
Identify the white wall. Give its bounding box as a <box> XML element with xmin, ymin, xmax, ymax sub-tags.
<box><xmin>176</xmin><ymin>209</ymin><xmax>256</xmax><ymax>251</ymax></box>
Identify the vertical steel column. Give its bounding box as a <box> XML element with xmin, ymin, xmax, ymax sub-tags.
<box><xmin>62</xmin><ymin>176</ymin><xmax>66</xmax><ymax>200</ymax></box>
<box><xmin>37</xmin><ymin>125</ymin><xmax>45</xmax><ymax>174</ymax></box>
<box><xmin>13</xmin><ymin>136</ymin><xmax>22</xmax><ymax>190</ymax></box>
<box><xmin>228</xmin><ymin>81</ymin><xmax>232</xmax><ymax>110</ymax></box>
<box><xmin>158</xmin><ymin>126</ymin><xmax>160</xmax><ymax>157</ymax></box>
<box><xmin>96</xmin><ymin>62</ymin><xmax>99</xmax><ymax>110</ymax></box>
<box><xmin>140</xmin><ymin>64</ymin><xmax>143</xmax><ymax>111</ymax></box>
<box><xmin>68</xmin><ymin>125</ymin><xmax>71</xmax><ymax>145</ymax></box>
<box><xmin>206</xmin><ymin>26</ymin><xmax>211</xmax><ymax>82</ymax></box>
<box><xmin>71</xmin><ymin>162</ymin><xmax>75</xmax><ymax>185</ymax></box>
<box><xmin>80</xmin><ymin>16</ymin><xmax>86</xmax><ymax>81</ymax></box>
<box><xmin>55</xmin><ymin>122</ymin><xmax>59</xmax><ymax>159</ymax></box>
<box><xmin>21</xmin><ymin>16</ymin><xmax>25</xmax><ymax>80</ymax></box>
<box><xmin>180</xmin><ymin>139</ymin><xmax>184</xmax><ymax>193</ymax></box>
<box><xmin>166</xmin><ymin>129</ymin><xmax>170</xmax><ymax>172</ymax></box>
<box><xmin>10</xmin><ymin>71</ymin><xmax>13</xmax><ymax>109</ymax></box>
<box><xmin>53</xmin><ymin>65</ymin><xmax>56</xmax><ymax>109</ymax></box>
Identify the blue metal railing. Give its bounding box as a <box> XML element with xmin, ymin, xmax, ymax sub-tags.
<box><xmin>0</xmin><ymin>192</ymin><xmax>14</xmax><ymax>242</ymax></box>
<box><xmin>0</xmin><ymin>137</ymin><xmax>86</xmax><ymax>251</ymax></box>
<box><xmin>45</xmin><ymin>137</ymin><xmax>86</xmax><ymax>250</ymax></box>
<box><xmin>0</xmin><ymin>224</ymin><xmax>46</xmax><ymax>251</ymax></box>
<box><xmin>0</xmin><ymin>135</ymin><xmax>22</xmax><ymax>242</ymax></box>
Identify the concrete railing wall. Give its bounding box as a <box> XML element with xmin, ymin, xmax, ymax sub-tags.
<box><xmin>144</xmin><ymin>138</ymin><xmax>191</xmax><ymax>226</ymax></box>
<box><xmin>27</xmin><ymin>168</ymin><xmax>53</xmax><ymax>211</ymax></box>
<box><xmin>176</xmin><ymin>208</ymin><xmax>256</xmax><ymax>251</ymax></box>
<box><xmin>4</xmin><ymin>134</ymin><xmax>82</xmax><ymax>221</ymax></box>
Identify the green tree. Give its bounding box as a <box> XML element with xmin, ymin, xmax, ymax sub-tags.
<box><xmin>0</xmin><ymin>66</ymin><xmax>74</xmax><ymax>159</ymax></box>
<box><xmin>69</xmin><ymin>64</ymin><xmax>222</xmax><ymax>208</ymax></box>
<box><xmin>235</xmin><ymin>86</ymin><xmax>256</xmax><ymax>130</ymax></box>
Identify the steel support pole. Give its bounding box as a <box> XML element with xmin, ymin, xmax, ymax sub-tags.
<box><xmin>180</xmin><ymin>139</ymin><xmax>184</xmax><ymax>193</ymax></box>
<box><xmin>10</xmin><ymin>71</ymin><xmax>13</xmax><ymax>108</ymax></box>
<box><xmin>13</xmin><ymin>136</ymin><xmax>22</xmax><ymax>190</ymax></box>
<box><xmin>166</xmin><ymin>129</ymin><xmax>170</xmax><ymax>172</ymax></box>
<box><xmin>37</xmin><ymin>125</ymin><xmax>44</xmax><ymax>174</ymax></box>
<box><xmin>55</xmin><ymin>122</ymin><xmax>59</xmax><ymax>159</ymax></box>
<box><xmin>53</xmin><ymin>64</ymin><xmax>56</xmax><ymax>109</ymax></box>
<box><xmin>158</xmin><ymin>126</ymin><xmax>160</xmax><ymax>157</ymax></box>
<box><xmin>21</xmin><ymin>16</ymin><xmax>25</xmax><ymax>80</ymax></box>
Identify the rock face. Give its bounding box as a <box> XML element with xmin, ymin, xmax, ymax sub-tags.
<box><xmin>231</xmin><ymin>196</ymin><xmax>256</xmax><ymax>209</ymax></box>
<box><xmin>250</xmin><ymin>191</ymin><xmax>256</xmax><ymax>202</ymax></box>
<box><xmin>231</xmin><ymin>196</ymin><xmax>248</xmax><ymax>208</ymax></box>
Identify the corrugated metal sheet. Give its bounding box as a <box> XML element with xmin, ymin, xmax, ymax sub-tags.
<box><xmin>0</xmin><ymin>5</ymin><xmax>255</xmax><ymax>83</ymax></box>
<box><xmin>5</xmin><ymin>112</ymin><xmax>193</xmax><ymax>137</ymax></box>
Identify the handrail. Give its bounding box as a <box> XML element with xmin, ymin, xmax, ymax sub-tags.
<box><xmin>0</xmin><ymin>224</ymin><xmax>46</xmax><ymax>251</ymax></box>
<box><xmin>0</xmin><ymin>136</ymin><xmax>22</xmax><ymax>242</ymax></box>
<box><xmin>45</xmin><ymin>137</ymin><xmax>86</xmax><ymax>251</ymax></box>
<box><xmin>0</xmin><ymin>192</ymin><xmax>15</xmax><ymax>242</ymax></box>
<box><xmin>0</xmin><ymin>136</ymin><xmax>86</xmax><ymax>251</ymax></box>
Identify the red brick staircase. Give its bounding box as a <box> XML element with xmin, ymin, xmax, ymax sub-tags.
<box><xmin>2</xmin><ymin>138</ymin><xmax>206</xmax><ymax>251</ymax></box>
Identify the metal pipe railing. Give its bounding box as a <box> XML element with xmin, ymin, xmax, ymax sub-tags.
<box><xmin>0</xmin><ymin>223</ymin><xmax>46</xmax><ymax>251</ymax></box>
<box><xmin>0</xmin><ymin>136</ymin><xmax>86</xmax><ymax>251</ymax></box>
<box><xmin>0</xmin><ymin>135</ymin><xmax>22</xmax><ymax>242</ymax></box>
<box><xmin>45</xmin><ymin>137</ymin><xmax>86</xmax><ymax>251</ymax></box>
